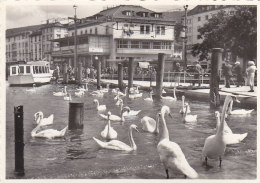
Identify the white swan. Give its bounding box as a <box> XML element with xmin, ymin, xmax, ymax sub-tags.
<box><xmin>31</xmin><ymin>124</ymin><xmax>68</xmax><ymax>139</ymax></box>
<box><xmin>129</xmin><ymin>92</ymin><xmax>143</xmax><ymax>99</ymax></box>
<box><xmin>183</xmin><ymin>104</ymin><xmax>197</xmax><ymax>123</ymax></box>
<box><xmin>91</xmin><ymin>90</ymin><xmax>104</xmax><ymax>97</ymax></box>
<box><xmin>93</xmin><ymin>124</ymin><xmax>139</xmax><ymax>151</ymax></box>
<box><xmin>144</xmin><ymin>92</ymin><xmax>153</xmax><ymax>101</ymax></box>
<box><xmin>157</xmin><ymin>106</ymin><xmax>198</xmax><ymax>179</ymax></box>
<box><xmin>64</xmin><ymin>93</ymin><xmax>72</xmax><ymax>101</ymax></box>
<box><xmin>161</xmin><ymin>87</ymin><xmax>177</xmax><ymax>101</ymax></box>
<box><xmin>117</xmin><ymin>87</ymin><xmax>128</xmax><ymax>97</ymax></box>
<box><xmin>100</xmin><ymin>84</ymin><xmax>109</xmax><ymax>93</ymax></box>
<box><xmin>53</xmin><ymin>86</ymin><xmax>67</xmax><ymax>96</ymax></box>
<box><xmin>129</xmin><ymin>86</ymin><xmax>140</xmax><ymax>94</ymax></box>
<box><xmin>112</xmin><ymin>88</ymin><xmax>120</xmax><ymax>94</ymax></box>
<box><xmin>121</xmin><ymin>106</ymin><xmax>141</xmax><ymax>117</ymax></box>
<box><xmin>34</xmin><ymin>111</ymin><xmax>54</xmax><ymax>126</ymax></box>
<box><xmin>99</xmin><ymin>107</ymin><xmax>130</xmax><ymax>122</ymax></box>
<box><xmin>26</xmin><ymin>84</ymin><xmax>36</xmax><ymax>92</ymax></box>
<box><xmin>76</xmin><ymin>84</ymin><xmax>88</xmax><ymax>92</ymax></box>
<box><xmin>227</xmin><ymin>98</ymin><xmax>254</xmax><ymax>115</ymax></box>
<box><xmin>180</xmin><ymin>96</ymin><xmax>191</xmax><ymax>114</ymax></box>
<box><xmin>75</xmin><ymin>90</ymin><xmax>84</xmax><ymax>97</ymax></box>
<box><xmin>101</xmin><ymin>111</ymin><xmax>118</xmax><ymax>140</ymax></box>
<box><xmin>141</xmin><ymin>113</ymin><xmax>160</xmax><ymax>134</ymax></box>
<box><xmin>93</xmin><ymin>99</ymin><xmax>106</xmax><ymax>111</ymax></box>
<box><xmin>115</xmin><ymin>98</ymin><xmax>123</xmax><ymax>106</ymax></box>
<box><xmin>202</xmin><ymin>95</ymin><xmax>233</xmax><ymax>167</ymax></box>
<box><xmin>215</xmin><ymin>111</ymin><xmax>248</xmax><ymax>145</ymax></box>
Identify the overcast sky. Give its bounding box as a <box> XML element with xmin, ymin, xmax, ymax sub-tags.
<box><xmin>6</xmin><ymin>2</ymin><xmax>196</xmax><ymax>29</ymax></box>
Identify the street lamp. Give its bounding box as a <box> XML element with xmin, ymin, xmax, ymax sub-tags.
<box><xmin>73</xmin><ymin>5</ymin><xmax>78</xmax><ymax>80</ymax></box>
<box><xmin>181</xmin><ymin>5</ymin><xmax>188</xmax><ymax>71</ymax></box>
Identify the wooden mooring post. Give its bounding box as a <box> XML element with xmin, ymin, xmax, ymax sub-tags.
<box><xmin>128</xmin><ymin>57</ymin><xmax>134</xmax><ymax>89</ymax></box>
<box><xmin>68</xmin><ymin>102</ymin><xmax>84</xmax><ymax>130</ymax></box>
<box><xmin>97</xmin><ymin>58</ymin><xmax>101</xmax><ymax>90</ymax></box>
<box><xmin>14</xmin><ymin>105</ymin><xmax>25</xmax><ymax>176</ymax></box>
<box><xmin>118</xmin><ymin>63</ymin><xmax>123</xmax><ymax>91</ymax></box>
<box><xmin>210</xmin><ymin>48</ymin><xmax>223</xmax><ymax>107</ymax></box>
<box><xmin>63</xmin><ymin>63</ymin><xmax>68</xmax><ymax>84</ymax></box>
<box><xmin>156</xmin><ymin>53</ymin><xmax>166</xmax><ymax>98</ymax></box>
<box><xmin>78</xmin><ymin>62</ymin><xmax>83</xmax><ymax>85</ymax></box>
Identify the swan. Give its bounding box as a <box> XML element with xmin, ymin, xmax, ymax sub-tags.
<box><xmin>76</xmin><ymin>84</ymin><xmax>88</xmax><ymax>92</ymax></box>
<box><xmin>141</xmin><ymin>113</ymin><xmax>161</xmax><ymax>134</ymax></box>
<box><xmin>183</xmin><ymin>104</ymin><xmax>197</xmax><ymax>123</ymax></box>
<box><xmin>101</xmin><ymin>111</ymin><xmax>118</xmax><ymax>140</ymax></box>
<box><xmin>93</xmin><ymin>124</ymin><xmax>139</xmax><ymax>151</ymax></box>
<box><xmin>227</xmin><ymin>98</ymin><xmax>254</xmax><ymax>115</ymax></box>
<box><xmin>121</xmin><ymin>106</ymin><xmax>141</xmax><ymax>117</ymax></box>
<box><xmin>144</xmin><ymin>91</ymin><xmax>153</xmax><ymax>101</ymax></box>
<box><xmin>114</xmin><ymin>93</ymin><xmax>121</xmax><ymax>101</ymax></box>
<box><xmin>129</xmin><ymin>86</ymin><xmax>140</xmax><ymax>94</ymax></box>
<box><xmin>75</xmin><ymin>90</ymin><xmax>84</xmax><ymax>97</ymax></box>
<box><xmin>64</xmin><ymin>93</ymin><xmax>72</xmax><ymax>101</ymax></box>
<box><xmin>31</xmin><ymin>124</ymin><xmax>68</xmax><ymax>139</ymax></box>
<box><xmin>91</xmin><ymin>90</ymin><xmax>104</xmax><ymax>97</ymax></box>
<box><xmin>115</xmin><ymin>98</ymin><xmax>123</xmax><ymax>106</ymax></box>
<box><xmin>53</xmin><ymin>86</ymin><xmax>67</xmax><ymax>96</ymax></box>
<box><xmin>202</xmin><ymin>95</ymin><xmax>233</xmax><ymax>167</ymax></box>
<box><xmin>215</xmin><ymin>111</ymin><xmax>248</xmax><ymax>145</ymax></box>
<box><xmin>99</xmin><ymin>107</ymin><xmax>130</xmax><ymax>122</ymax></box>
<box><xmin>162</xmin><ymin>88</ymin><xmax>166</xmax><ymax>94</ymax></box>
<box><xmin>117</xmin><ymin>87</ymin><xmax>128</xmax><ymax>97</ymax></box>
<box><xmin>26</xmin><ymin>84</ymin><xmax>36</xmax><ymax>92</ymax></box>
<box><xmin>129</xmin><ymin>92</ymin><xmax>143</xmax><ymax>99</ymax></box>
<box><xmin>161</xmin><ymin>87</ymin><xmax>177</xmax><ymax>101</ymax></box>
<box><xmin>34</xmin><ymin>111</ymin><xmax>54</xmax><ymax>126</ymax></box>
<box><xmin>157</xmin><ymin>106</ymin><xmax>198</xmax><ymax>179</ymax></box>
<box><xmin>93</xmin><ymin>99</ymin><xmax>107</xmax><ymax>111</ymax></box>
<box><xmin>112</xmin><ymin>88</ymin><xmax>120</xmax><ymax>94</ymax></box>
<box><xmin>100</xmin><ymin>84</ymin><xmax>109</xmax><ymax>93</ymax></box>
<box><xmin>180</xmin><ymin>96</ymin><xmax>191</xmax><ymax>114</ymax></box>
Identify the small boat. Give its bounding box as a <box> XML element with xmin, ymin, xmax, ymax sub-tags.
<box><xmin>8</xmin><ymin>61</ymin><xmax>52</xmax><ymax>86</ymax></box>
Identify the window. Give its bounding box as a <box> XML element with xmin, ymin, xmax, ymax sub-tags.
<box><xmin>95</xmin><ymin>27</ymin><xmax>98</xmax><ymax>34</ymax></box>
<box><xmin>197</xmin><ymin>35</ymin><xmax>201</xmax><ymax>39</ymax></box>
<box><xmin>205</xmin><ymin>15</ymin><xmax>208</xmax><ymax>20</ymax></box>
<box><xmin>26</xmin><ymin>66</ymin><xmax>30</xmax><ymax>73</ymax></box>
<box><xmin>12</xmin><ymin>67</ymin><xmax>17</xmax><ymax>74</ymax></box>
<box><xmin>126</xmin><ymin>11</ymin><xmax>131</xmax><ymax>16</ymax></box>
<box><xmin>153</xmin><ymin>42</ymin><xmax>161</xmax><ymax>49</ymax></box>
<box><xmin>130</xmin><ymin>41</ymin><xmax>140</xmax><ymax>48</ymax></box>
<box><xmin>72</xmin><ymin>32</ymin><xmax>74</xmax><ymax>36</ymax></box>
<box><xmin>56</xmin><ymin>34</ymin><xmax>61</xmax><ymax>38</ymax></box>
<box><xmin>141</xmin><ymin>41</ymin><xmax>150</xmax><ymax>49</ymax></box>
<box><xmin>34</xmin><ymin>66</ymin><xmax>39</xmax><ymax>73</ymax></box>
<box><xmin>197</xmin><ymin>26</ymin><xmax>201</xmax><ymax>31</ymax></box>
<box><xmin>161</xmin><ymin>26</ymin><xmax>165</xmax><ymax>35</ymax></box>
<box><xmin>146</xmin><ymin>25</ymin><xmax>150</xmax><ymax>34</ymax></box>
<box><xmin>140</xmin><ymin>25</ymin><xmax>145</xmax><ymax>34</ymax></box>
<box><xmin>90</xmin><ymin>29</ymin><xmax>92</xmax><ymax>34</ymax></box>
<box><xmin>118</xmin><ymin>40</ymin><xmax>128</xmax><ymax>48</ymax></box>
<box><xmin>105</xmin><ymin>25</ymin><xmax>109</xmax><ymax>35</ymax></box>
<box><xmin>154</xmin><ymin>13</ymin><xmax>160</xmax><ymax>18</ymax></box>
<box><xmin>198</xmin><ymin>17</ymin><xmax>201</xmax><ymax>21</ymax></box>
<box><xmin>18</xmin><ymin>66</ymin><xmax>24</xmax><ymax>74</ymax></box>
<box><xmin>156</xmin><ymin>26</ymin><xmax>160</xmax><ymax>34</ymax></box>
<box><xmin>81</xmin><ymin>30</ymin><xmax>83</xmax><ymax>35</ymax></box>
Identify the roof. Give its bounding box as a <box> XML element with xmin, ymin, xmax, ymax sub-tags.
<box><xmin>162</xmin><ymin>11</ymin><xmax>185</xmax><ymax>23</ymax></box>
<box><xmin>6</xmin><ymin>24</ymin><xmax>43</xmax><ymax>37</ymax></box>
<box><xmin>30</xmin><ymin>30</ymin><xmax>42</xmax><ymax>37</ymax></box>
<box><xmin>187</xmin><ymin>5</ymin><xmax>233</xmax><ymax>16</ymax></box>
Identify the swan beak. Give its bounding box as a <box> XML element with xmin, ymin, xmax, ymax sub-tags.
<box><xmin>169</xmin><ymin>113</ymin><xmax>173</xmax><ymax>118</ymax></box>
<box><xmin>235</xmin><ymin>98</ymin><xmax>241</xmax><ymax>103</ymax></box>
<box><xmin>135</xmin><ymin>127</ymin><xmax>140</xmax><ymax>133</ymax></box>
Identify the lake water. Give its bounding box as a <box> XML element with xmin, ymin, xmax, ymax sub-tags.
<box><xmin>6</xmin><ymin>83</ymin><xmax>257</xmax><ymax>179</ymax></box>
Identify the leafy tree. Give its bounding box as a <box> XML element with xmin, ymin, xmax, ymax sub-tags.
<box><xmin>191</xmin><ymin>6</ymin><xmax>256</xmax><ymax>63</ymax></box>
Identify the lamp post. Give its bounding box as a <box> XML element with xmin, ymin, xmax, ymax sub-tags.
<box><xmin>73</xmin><ymin>5</ymin><xmax>78</xmax><ymax>81</ymax></box>
<box><xmin>182</xmin><ymin>5</ymin><xmax>188</xmax><ymax>71</ymax></box>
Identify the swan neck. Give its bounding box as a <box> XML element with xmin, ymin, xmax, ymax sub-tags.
<box><xmin>153</xmin><ymin>114</ymin><xmax>160</xmax><ymax>133</ymax></box>
<box><xmin>216</xmin><ymin>115</ymin><xmax>221</xmax><ymax>131</ymax></box>
<box><xmin>31</xmin><ymin>124</ymin><xmax>41</xmax><ymax>136</ymax></box>
<box><xmin>173</xmin><ymin>88</ymin><xmax>176</xmax><ymax>98</ymax></box>
<box><xmin>217</xmin><ymin>96</ymin><xmax>231</xmax><ymax>136</ymax></box>
<box><xmin>228</xmin><ymin>100</ymin><xmax>233</xmax><ymax>113</ymax></box>
<box><xmin>129</xmin><ymin>127</ymin><xmax>136</xmax><ymax>150</ymax></box>
<box><xmin>159</xmin><ymin>113</ymin><xmax>169</xmax><ymax>141</ymax></box>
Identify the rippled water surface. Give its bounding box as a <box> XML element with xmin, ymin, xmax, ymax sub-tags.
<box><xmin>6</xmin><ymin>83</ymin><xmax>257</xmax><ymax>179</ymax></box>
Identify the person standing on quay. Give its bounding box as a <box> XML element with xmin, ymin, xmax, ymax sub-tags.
<box><xmin>233</xmin><ymin>61</ymin><xmax>243</xmax><ymax>87</ymax></box>
<box><xmin>174</xmin><ymin>62</ymin><xmax>181</xmax><ymax>86</ymax></box>
<box><xmin>246</xmin><ymin>61</ymin><xmax>257</xmax><ymax>92</ymax></box>
<box><xmin>223</xmin><ymin>61</ymin><xmax>232</xmax><ymax>88</ymax></box>
<box><xmin>192</xmin><ymin>62</ymin><xmax>202</xmax><ymax>86</ymax></box>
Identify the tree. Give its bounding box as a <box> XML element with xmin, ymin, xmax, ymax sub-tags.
<box><xmin>191</xmin><ymin>6</ymin><xmax>257</xmax><ymax>63</ymax></box>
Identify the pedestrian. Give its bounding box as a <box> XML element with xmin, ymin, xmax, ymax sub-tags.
<box><xmin>174</xmin><ymin>62</ymin><xmax>181</xmax><ymax>86</ymax></box>
<box><xmin>192</xmin><ymin>62</ymin><xmax>202</xmax><ymax>86</ymax></box>
<box><xmin>223</xmin><ymin>61</ymin><xmax>232</xmax><ymax>88</ymax></box>
<box><xmin>246</xmin><ymin>60</ymin><xmax>257</xmax><ymax>92</ymax></box>
<box><xmin>232</xmin><ymin>61</ymin><xmax>243</xmax><ymax>87</ymax></box>
<box><xmin>55</xmin><ymin>65</ymin><xmax>60</xmax><ymax>82</ymax></box>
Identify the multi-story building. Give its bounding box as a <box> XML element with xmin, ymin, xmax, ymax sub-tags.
<box><xmin>186</xmin><ymin>5</ymin><xmax>235</xmax><ymax>65</ymax></box>
<box><xmin>51</xmin><ymin>5</ymin><xmax>176</xmax><ymax>70</ymax></box>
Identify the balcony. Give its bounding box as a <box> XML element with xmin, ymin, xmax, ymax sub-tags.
<box><xmin>116</xmin><ymin>48</ymin><xmax>172</xmax><ymax>55</ymax></box>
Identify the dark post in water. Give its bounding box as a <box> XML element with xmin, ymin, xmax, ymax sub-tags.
<box><xmin>210</xmin><ymin>48</ymin><xmax>223</xmax><ymax>107</ymax></box>
<box><xmin>96</xmin><ymin>57</ymin><xmax>101</xmax><ymax>90</ymax></box>
<box><xmin>14</xmin><ymin>105</ymin><xmax>25</xmax><ymax>176</ymax></box>
<box><xmin>118</xmin><ymin>63</ymin><xmax>123</xmax><ymax>91</ymax></box>
<box><xmin>78</xmin><ymin>62</ymin><xmax>83</xmax><ymax>85</ymax></box>
<box><xmin>156</xmin><ymin>53</ymin><xmax>166</xmax><ymax>98</ymax></box>
<box><xmin>69</xmin><ymin>102</ymin><xmax>84</xmax><ymax>130</ymax></box>
<box><xmin>63</xmin><ymin>63</ymin><xmax>68</xmax><ymax>84</ymax></box>
<box><xmin>128</xmin><ymin>57</ymin><xmax>134</xmax><ymax>88</ymax></box>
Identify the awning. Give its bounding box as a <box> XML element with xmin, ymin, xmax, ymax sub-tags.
<box><xmin>138</xmin><ymin>62</ymin><xmax>150</xmax><ymax>69</ymax></box>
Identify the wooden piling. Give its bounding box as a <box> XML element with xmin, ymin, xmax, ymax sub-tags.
<box><xmin>118</xmin><ymin>63</ymin><xmax>123</xmax><ymax>91</ymax></box>
<box><xmin>68</xmin><ymin>102</ymin><xmax>84</xmax><ymax>130</ymax></box>
<box><xmin>210</xmin><ymin>48</ymin><xmax>223</xmax><ymax>107</ymax></box>
<box><xmin>128</xmin><ymin>57</ymin><xmax>134</xmax><ymax>88</ymax></box>
<box><xmin>14</xmin><ymin>106</ymin><xmax>25</xmax><ymax>176</ymax></box>
<box><xmin>63</xmin><ymin>63</ymin><xmax>68</xmax><ymax>84</ymax></box>
<box><xmin>156</xmin><ymin>53</ymin><xmax>166</xmax><ymax>98</ymax></box>
<box><xmin>78</xmin><ymin>62</ymin><xmax>83</xmax><ymax>84</ymax></box>
<box><xmin>97</xmin><ymin>58</ymin><xmax>101</xmax><ymax>89</ymax></box>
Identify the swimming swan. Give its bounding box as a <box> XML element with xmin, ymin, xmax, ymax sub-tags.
<box><xmin>31</xmin><ymin>124</ymin><xmax>68</xmax><ymax>139</ymax></box>
<box><xmin>180</xmin><ymin>96</ymin><xmax>191</xmax><ymax>114</ymax></box>
<box><xmin>144</xmin><ymin>91</ymin><xmax>153</xmax><ymax>101</ymax></box>
<box><xmin>91</xmin><ymin>90</ymin><xmax>104</xmax><ymax>97</ymax></box>
<box><xmin>129</xmin><ymin>92</ymin><xmax>143</xmax><ymax>99</ymax></box>
<box><xmin>157</xmin><ymin>106</ymin><xmax>198</xmax><ymax>179</ymax></box>
<box><xmin>215</xmin><ymin>111</ymin><xmax>248</xmax><ymax>145</ymax></box>
<box><xmin>99</xmin><ymin>107</ymin><xmax>130</xmax><ymax>122</ymax></box>
<box><xmin>93</xmin><ymin>99</ymin><xmax>107</xmax><ymax>111</ymax></box>
<box><xmin>227</xmin><ymin>98</ymin><xmax>254</xmax><ymax>115</ymax></box>
<box><xmin>64</xmin><ymin>93</ymin><xmax>72</xmax><ymax>101</ymax></box>
<box><xmin>93</xmin><ymin>124</ymin><xmax>139</xmax><ymax>151</ymax></box>
<box><xmin>141</xmin><ymin>113</ymin><xmax>161</xmax><ymax>134</ymax></box>
<box><xmin>183</xmin><ymin>104</ymin><xmax>197</xmax><ymax>123</ymax></box>
<box><xmin>53</xmin><ymin>86</ymin><xmax>67</xmax><ymax>96</ymax></box>
<box><xmin>129</xmin><ymin>86</ymin><xmax>140</xmax><ymax>94</ymax></box>
<box><xmin>34</xmin><ymin>111</ymin><xmax>54</xmax><ymax>126</ymax></box>
<box><xmin>101</xmin><ymin>111</ymin><xmax>118</xmax><ymax>140</ymax></box>
<box><xmin>161</xmin><ymin>87</ymin><xmax>177</xmax><ymax>101</ymax></box>
<box><xmin>121</xmin><ymin>106</ymin><xmax>141</xmax><ymax>117</ymax></box>
<box><xmin>202</xmin><ymin>95</ymin><xmax>233</xmax><ymax>167</ymax></box>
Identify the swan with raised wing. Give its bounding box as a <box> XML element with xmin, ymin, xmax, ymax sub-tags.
<box><xmin>141</xmin><ymin>113</ymin><xmax>160</xmax><ymax>134</ymax></box>
<box><xmin>53</xmin><ymin>86</ymin><xmax>67</xmax><ymax>96</ymax></box>
<box><xmin>180</xmin><ymin>96</ymin><xmax>191</xmax><ymax>114</ymax></box>
<box><xmin>161</xmin><ymin>87</ymin><xmax>177</xmax><ymax>101</ymax></box>
<box><xmin>93</xmin><ymin>124</ymin><xmax>139</xmax><ymax>151</ymax></box>
<box><xmin>34</xmin><ymin>111</ymin><xmax>54</xmax><ymax>126</ymax></box>
<box><xmin>93</xmin><ymin>99</ymin><xmax>107</xmax><ymax>111</ymax></box>
<box><xmin>99</xmin><ymin>107</ymin><xmax>130</xmax><ymax>122</ymax></box>
<box><xmin>31</xmin><ymin>124</ymin><xmax>68</xmax><ymax>139</ymax></box>
<box><xmin>101</xmin><ymin>111</ymin><xmax>118</xmax><ymax>140</ymax></box>
<box><xmin>157</xmin><ymin>106</ymin><xmax>198</xmax><ymax>179</ymax></box>
<box><xmin>215</xmin><ymin>111</ymin><xmax>248</xmax><ymax>145</ymax></box>
<box><xmin>202</xmin><ymin>95</ymin><xmax>233</xmax><ymax>167</ymax></box>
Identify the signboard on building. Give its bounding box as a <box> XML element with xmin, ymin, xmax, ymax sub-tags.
<box><xmin>89</xmin><ymin>47</ymin><xmax>103</xmax><ymax>53</ymax></box>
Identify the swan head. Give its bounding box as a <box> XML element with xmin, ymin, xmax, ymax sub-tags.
<box><xmin>231</xmin><ymin>95</ymin><xmax>241</xmax><ymax>103</ymax></box>
<box><xmin>34</xmin><ymin>111</ymin><xmax>43</xmax><ymax>121</ymax></box>
<box><xmin>107</xmin><ymin>111</ymin><xmax>112</xmax><ymax>119</ymax></box>
<box><xmin>161</xmin><ymin>106</ymin><xmax>172</xmax><ymax>118</ymax></box>
<box><xmin>182</xmin><ymin>95</ymin><xmax>185</xmax><ymax>100</ymax></box>
<box><xmin>215</xmin><ymin>111</ymin><xmax>220</xmax><ymax>118</ymax></box>
<box><xmin>123</xmin><ymin>106</ymin><xmax>131</xmax><ymax>112</ymax></box>
<box><xmin>130</xmin><ymin>124</ymin><xmax>139</xmax><ymax>133</ymax></box>
<box><xmin>93</xmin><ymin>99</ymin><xmax>98</xmax><ymax>104</ymax></box>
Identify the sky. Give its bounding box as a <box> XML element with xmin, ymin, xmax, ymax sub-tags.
<box><xmin>6</xmin><ymin>2</ymin><xmax>196</xmax><ymax>29</ymax></box>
